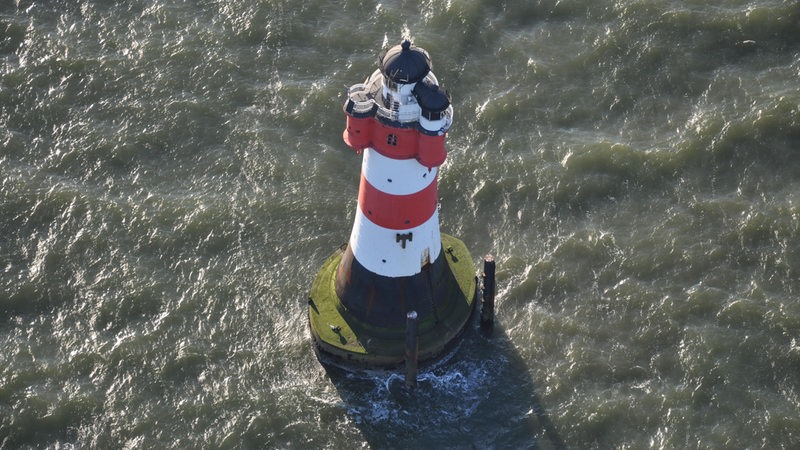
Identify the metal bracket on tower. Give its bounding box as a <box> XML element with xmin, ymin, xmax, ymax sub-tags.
<box><xmin>396</xmin><ymin>232</ymin><xmax>413</xmax><ymax>249</ymax></box>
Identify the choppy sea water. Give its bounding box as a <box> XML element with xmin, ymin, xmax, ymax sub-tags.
<box><xmin>2</xmin><ymin>0</ymin><xmax>799</xmax><ymax>448</ymax></box>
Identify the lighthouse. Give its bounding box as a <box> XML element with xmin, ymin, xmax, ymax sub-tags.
<box><xmin>309</xmin><ymin>40</ymin><xmax>477</xmax><ymax>369</ymax></box>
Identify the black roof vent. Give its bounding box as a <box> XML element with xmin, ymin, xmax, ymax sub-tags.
<box><xmin>379</xmin><ymin>40</ymin><xmax>431</xmax><ymax>84</ymax></box>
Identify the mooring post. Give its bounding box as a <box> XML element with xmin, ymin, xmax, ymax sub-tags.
<box><xmin>405</xmin><ymin>310</ymin><xmax>419</xmax><ymax>388</ymax></box>
<box><xmin>481</xmin><ymin>255</ymin><xmax>495</xmax><ymax>331</ymax></box>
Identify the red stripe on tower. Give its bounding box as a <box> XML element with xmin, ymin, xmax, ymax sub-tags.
<box><xmin>358</xmin><ymin>173</ymin><xmax>438</xmax><ymax>230</ymax></box>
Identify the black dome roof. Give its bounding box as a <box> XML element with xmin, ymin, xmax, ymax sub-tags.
<box><xmin>379</xmin><ymin>40</ymin><xmax>431</xmax><ymax>84</ymax></box>
<box><xmin>413</xmin><ymin>81</ymin><xmax>450</xmax><ymax>113</ymax></box>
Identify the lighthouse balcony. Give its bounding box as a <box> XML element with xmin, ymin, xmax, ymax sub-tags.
<box><xmin>344</xmin><ymin>83</ymin><xmax>377</xmax><ymax>117</ymax></box>
<box><xmin>348</xmin><ymin>69</ymin><xmax>448</xmax><ymax>126</ymax></box>
<box><xmin>375</xmin><ymin>102</ymin><xmax>419</xmax><ymax>124</ymax></box>
<box><xmin>342</xmin><ymin>69</ymin><xmax>451</xmax><ymax>165</ymax></box>
<box><xmin>367</xmin><ymin>69</ymin><xmax>442</xmax><ymax>125</ymax></box>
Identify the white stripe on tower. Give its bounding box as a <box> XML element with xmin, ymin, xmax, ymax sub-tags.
<box><xmin>349</xmin><ymin>148</ymin><xmax>442</xmax><ymax>278</ymax></box>
<box><xmin>362</xmin><ymin>147</ymin><xmax>438</xmax><ymax>196</ymax></box>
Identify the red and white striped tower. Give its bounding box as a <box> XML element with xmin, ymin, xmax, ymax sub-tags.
<box><xmin>309</xmin><ymin>40</ymin><xmax>477</xmax><ymax>368</ymax></box>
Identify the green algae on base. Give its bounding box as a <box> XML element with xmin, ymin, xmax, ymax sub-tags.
<box><xmin>308</xmin><ymin>234</ymin><xmax>477</xmax><ymax>368</ymax></box>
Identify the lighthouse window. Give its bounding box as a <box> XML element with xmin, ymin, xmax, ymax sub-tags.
<box><xmin>387</xmin><ymin>134</ymin><xmax>398</xmax><ymax>146</ymax></box>
<box><xmin>422</xmin><ymin>110</ymin><xmax>444</xmax><ymax>121</ymax></box>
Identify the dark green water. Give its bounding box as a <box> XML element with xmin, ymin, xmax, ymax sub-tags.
<box><xmin>2</xmin><ymin>0</ymin><xmax>800</xmax><ymax>448</ymax></box>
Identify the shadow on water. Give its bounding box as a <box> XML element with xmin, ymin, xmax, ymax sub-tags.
<box><xmin>320</xmin><ymin>311</ymin><xmax>566</xmax><ymax>449</ymax></box>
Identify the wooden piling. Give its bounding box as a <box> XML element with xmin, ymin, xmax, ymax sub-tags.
<box><xmin>405</xmin><ymin>310</ymin><xmax>419</xmax><ymax>388</ymax></box>
<box><xmin>480</xmin><ymin>255</ymin><xmax>495</xmax><ymax>331</ymax></box>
